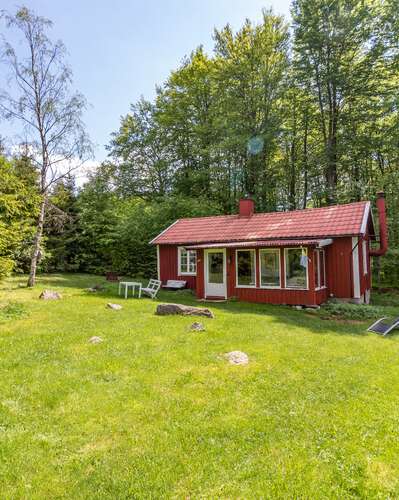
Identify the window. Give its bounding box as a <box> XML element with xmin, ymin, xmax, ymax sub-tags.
<box><xmin>314</xmin><ymin>249</ymin><xmax>326</xmax><ymax>289</ymax></box>
<box><xmin>362</xmin><ymin>240</ymin><xmax>368</xmax><ymax>275</ymax></box>
<box><xmin>236</xmin><ymin>250</ymin><xmax>256</xmax><ymax>287</ymax></box>
<box><xmin>259</xmin><ymin>249</ymin><xmax>280</xmax><ymax>287</ymax></box>
<box><xmin>178</xmin><ymin>247</ymin><xmax>197</xmax><ymax>275</ymax></box>
<box><xmin>285</xmin><ymin>248</ymin><xmax>308</xmax><ymax>289</ymax></box>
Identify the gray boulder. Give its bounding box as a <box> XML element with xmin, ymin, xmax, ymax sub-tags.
<box><xmin>39</xmin><ymin>290</ymin><xmax>62</xmax><ymax>300</ymax></box>
<box><xmin>107</xmin><ymin>303</ymin><xmax>122</xmax><ymax>310</ymax></box>
<box><xmin>224</xmin><ymin>351</ymin><xmax>249</xmax><ymax>365</ymax></box>
<box><xmin>190</xmin><ymin>322</ymin><xmax>205</xmax><ymax>332</ymax></box>
<box><xmin>156</xmin><ymin>303</ymin><xmax>214</xmax><ymax>318</ymax></box>
<box><xmin>89</xmin><ymin>336</ymin><xmax>103</xmax><ymax>344</ymax></box>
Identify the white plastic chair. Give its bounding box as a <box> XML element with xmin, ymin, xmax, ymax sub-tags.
<box><xmin>141</xmin><ymin>279</ymin><xmax>162</xmax><ymax>299</ymax></box>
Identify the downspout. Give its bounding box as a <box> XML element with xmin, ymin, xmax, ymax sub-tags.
<box><xmin>370</xmin><ymin>191</ymin><xmax>388</xmax><ymax>256</ymax></box>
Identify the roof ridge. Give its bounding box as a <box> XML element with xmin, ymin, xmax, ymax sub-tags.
<box><xmin>178</xmin><ymin>200</ymin><xmax>368</xmax><ymax>222</ymax></box>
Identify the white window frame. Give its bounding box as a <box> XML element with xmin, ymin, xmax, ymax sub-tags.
<box><xmin>259</xmin><ymin>248</ymin><xmax>281</xmax><ymax>288</ymax></box>
<box><xmin>362</xmin><ymin>240</ymin><xmax>368</xmax><ymax>275</ymax></box>
<box><xmin>284</xmin><ymin>247</ymin><xmax>309</xmax><ymax>290</ymax></box>
<box><xmin>314</xmin><ymin>249</ymin><xmax>327</xmax><ymax>290</ymax></box>
<box><xmin>235</xmin><ymin>249</ymin><xmax>257</xmax><ymax>288</ymax></box>
<box><xmin>178</xmin><ymin>246</ymin><xmax>197</xmax><ymax>276</ymax></box>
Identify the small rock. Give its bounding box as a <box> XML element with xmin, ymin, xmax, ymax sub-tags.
<box><xmin>107</xmin><ymin>303</ymin><xmax>122</xmax><ymax>310</ymax></box>
<box><xmin>294</xmin><ymin>305</ymin><xmax>303</xmax><ymax>310</ymax></box>
<box><xmin>39</xmin><ymin>290</ymin><xmax>62</xmax><ymax>300</ymax></box>
<box><xmin>224</xmin><ymin>351</ymin><xmax>249</xmax><ymax>365</ymax></box>
<box><xmin>156</xmin><ymin>303</ymin><xmax>214</xmax><ymax>318</ymax></box>
<box><xmin>89</xmin><ymin>336</ymin><xmax>103</xmax><ymax>344</ymax></box>
<box><xmin>87</xmin><ymin>288</ymin><xmax>97</xmax><ymax>292</ymax></box>
<box><xmin>190</xmin><ymin>322</ymin><xmax>205</xmax><ymax>332</ymax></box>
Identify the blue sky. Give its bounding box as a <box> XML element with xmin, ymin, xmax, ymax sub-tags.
<box><xmin>1</xmin><ymin>0</ymin><xmax>291</xmax><ymax>162</ymax></box>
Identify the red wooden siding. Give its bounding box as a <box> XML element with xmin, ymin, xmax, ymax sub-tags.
<box><xmin>196</xmin><ymin>249</ymin><xmax>204</xmax><ymax>298</ymax></box>
<box><xmin>325</xmin><ymin>237</ymin><xmax>352</xmax><ymax>299</ymax></box>
<box><xmin>158</xmin><ymin>245</ymin><xmax>196</xmax><ymax>289</ymax></box>
<box><xmin>159</xmin><ymin>236</ymin><xmax>372</xmax><ymax>305</ymax></box>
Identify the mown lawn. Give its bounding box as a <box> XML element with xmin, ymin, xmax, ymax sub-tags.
<box><xmin>1</xmin><ymin>273</ymin><xmax>399</xmax><ymax>499</ymax></box>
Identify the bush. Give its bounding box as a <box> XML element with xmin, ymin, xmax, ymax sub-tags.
<box><xmin>320</xmin><ymin>301</ymin><xmax>385</xmax><ymax>320</ymax></box>
<box><xmin>0</xmin><ymin>257</ymin><xmax>14</xmax><ymax>281</ymax></box>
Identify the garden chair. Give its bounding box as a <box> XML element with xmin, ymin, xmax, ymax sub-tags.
<box><xmin>367</xmin><ymin>316</ymin><xmax>399</xmax><ymax>336</ymax></box>
<box><xmin>141</xmin><ymin>279</ymin><xmax>162</xmax><ymax>299</ymax></box>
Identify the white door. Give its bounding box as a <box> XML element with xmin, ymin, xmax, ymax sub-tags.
<box><xmin>205</xmin><ymin>249</ymin><xmax>226</xmax><ymax>298</ymax></box>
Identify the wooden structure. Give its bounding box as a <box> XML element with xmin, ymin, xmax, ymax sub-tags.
<box><xmin>150</xmin><ymin>194</ymin><xmax>388</xmax><ymax>306</ymax></box>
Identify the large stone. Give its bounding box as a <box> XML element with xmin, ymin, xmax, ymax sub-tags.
<box><xmin>224</xmin><ymin>351</ymin><xmax>249</xmax><ymax>365</ymax></box>
<box><xmin>107</xmin><ymin>303</ymin><xmax>122</xmax><ymax>310</ymax></box>
<box><xmin>156</xmin><ymin>303</ymin><xmax>214</xmax><ymax>318</ymax></box>
<box><xmin>190</xmin><ymin>322</ymin><xmax>205</xmax><ymax>332</ymax></box>
<box><xmin>39</xmin><ymin>290</ymin><xmax>62</xmax><ymax>300</ymax></box>
<box><xmin>89</xmin><ymin>336</ymin><xmax>103</xmax><ymax>344</ymax></box>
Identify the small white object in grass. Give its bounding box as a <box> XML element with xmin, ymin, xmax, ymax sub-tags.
<box><xmin>225</xmin><ymin>351</ymin><xmax>249</xmax><ymax>365</ymax></box>
<box><xmin>107</xmin><ymin>303</ymin><xmax>122</xmax><ymax>310</ymax></box>
<box><xmin>89</xmin><ymin>336</ymin><xmax>103</xmax><ymax>344</ymax></box>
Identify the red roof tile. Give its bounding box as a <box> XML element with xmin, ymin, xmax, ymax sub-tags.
<box><xmin>151</xmin><ymin>201</ymin><xmax>370</xmax><ymax>245</ymax></box>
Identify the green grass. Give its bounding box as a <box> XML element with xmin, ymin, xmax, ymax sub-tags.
<box><xmin>1</xmin><ymin>273</ymin><xmax>399</xmax><ymax>498</ymax></box>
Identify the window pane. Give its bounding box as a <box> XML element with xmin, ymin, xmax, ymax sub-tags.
<box><xmin>260</xmin><ymin>250</ymin><xmax>280</xmax><ymax>287</ymax></box>
<box><xmin>189</xmin><ymin>251</ymin><xmax>197</xmax><ymax>273</ymax></box>
<box><xmin>286</xmin><ymin>249</ymin><xmax>307</xmax><ymax>288</ymax></box>
<box><xmin>179</xmin><ymin>248</ymin><xmax>196</xmax><ymax>274</ymax></box>
<box><xmin>237</xmin><ymin>250</ymin><xmax>255</xmax><ymax>286</ymax></box>
<box><xmin>208</xmin><ymin>252</ymin><xmax>223</xmax><ymax>283</ymax></box>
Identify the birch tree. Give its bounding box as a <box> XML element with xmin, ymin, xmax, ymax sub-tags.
<box><xmin>0</xmin><ymin>7</ymin><xmax>91</xmax><ymax>286</ymax></box>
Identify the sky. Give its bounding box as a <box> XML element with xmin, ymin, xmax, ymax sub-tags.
<box><xmin>1</xmin><ymin>0</ymin><xmax>292</xmax><ymax>165</ymax></box>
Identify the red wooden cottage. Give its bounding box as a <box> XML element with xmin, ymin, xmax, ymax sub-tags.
<box><xmin>151</xmin><ymin>193</ymin><xmax>388</xmax><ymax>306</ymax></box>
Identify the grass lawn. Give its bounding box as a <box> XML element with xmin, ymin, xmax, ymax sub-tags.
<box><xmin>1</xmin><ymin>273</ymin><xmax>399</xmax><ymax>498</ymax></box>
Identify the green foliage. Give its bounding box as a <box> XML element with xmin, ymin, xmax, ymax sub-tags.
<box><xmin>320</xmin><ymin>302</ymin><xmax>385</xmax><ymax>320</ymax></box>
<box><xmin>0</xmin><ymin>257</ymin><xmax>14</xmax><ymax>281</ymax></box>
<box><xmin>109</xmin><ymin>196</ymin><xmax>222</xmax><ymax>277</ymax></box>
<box><xmin>0</xmin><ymin>156</ymin><xmax>39</xmax><ymax>279</ymax></box>
<box><xmin>74</xmin><ymin>172</ymin><xmax>222</xmax><ymax>276</ymax></box>
<box><xmin>44</xmin><ymin>175</ymin><xmax>81</xmax><ymax>272</ymax></box>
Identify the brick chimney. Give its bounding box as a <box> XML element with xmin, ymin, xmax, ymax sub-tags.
<box><xmin>370</xmin><ymin>191</ymin><xmax>388</xmax><ymax>256</ymax></box>
<box><xmin>239</xmin><ymin>198</ymin><xmax>255</xmax><ymax>217</ymax></box>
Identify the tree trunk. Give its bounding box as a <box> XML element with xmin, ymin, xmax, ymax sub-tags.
<box><xmin>302</xmin><ymin>110</ymin><xmax>309</xmax><ymax>209</ymax></box>
<box><xmin>27</xmin><ymin>196</ymin><xmax>47</xmax><ymax>287</ymax></box>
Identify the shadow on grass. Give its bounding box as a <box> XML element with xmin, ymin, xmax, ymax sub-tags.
<box><xmin>7</xmin><ymin>273</ymin><xmax>396</xmax><ymax>339</ymax></box>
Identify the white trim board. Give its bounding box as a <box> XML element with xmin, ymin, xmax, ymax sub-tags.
<box><xmin>360</xmin><ymin>201</ymin><xmax>371</xmax><ymax>235</ymax></box>
<box><xmin>156</xmin><ymin>245</ymin><xmax>160</xmax><ymax>281</ymax></box>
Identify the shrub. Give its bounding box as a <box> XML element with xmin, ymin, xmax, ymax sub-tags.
<box><xmin>0</xmin><ymin>257</ymin><xmax>14</xmax><ymax>281</ymax></box>
<box><xmin>320</xmin><ymin>302</ymin><xmax>385</xmax><ymax>320</ymax></box>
